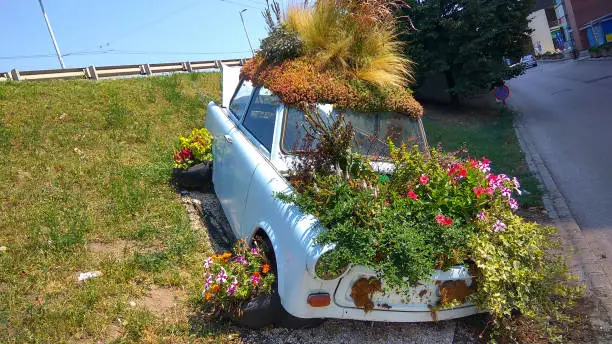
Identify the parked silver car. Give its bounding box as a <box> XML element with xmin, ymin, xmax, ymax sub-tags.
<box><xmin>520</xmin><ymin>54</ymin><xmax>538</xmax><ymax>68</ymax></box>
<box><xmin>204</xmin><ymin>65</ymin><xmax>479</xmax><ymax>327</ymax></box>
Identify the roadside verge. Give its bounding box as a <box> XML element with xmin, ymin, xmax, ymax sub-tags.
<box><xmin>513</xmin><ymin>110</ymin><xmax>612</xmax><ymax>340</ymax></box>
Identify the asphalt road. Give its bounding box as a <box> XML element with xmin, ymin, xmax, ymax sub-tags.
<box><xmin>507</xmin><ymin>59</ymin><xmax>612</xmax><ymax>261</ymax></box>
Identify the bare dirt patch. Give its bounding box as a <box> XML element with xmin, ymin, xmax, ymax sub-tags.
<box><xmin>140</xmin><ymin>286</ymin><xmax>183</xmax><ymax>316</ymax></box>
<box><xmin>87</xmin><ymin>240</ymin><xmax>131</xmax><ymax>256</ymax></box>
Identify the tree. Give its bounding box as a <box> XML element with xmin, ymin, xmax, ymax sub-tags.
<box><xmin>401</xmin><ymin>0</ymin><xmax>534</xmax><ymax>104</ymax></box>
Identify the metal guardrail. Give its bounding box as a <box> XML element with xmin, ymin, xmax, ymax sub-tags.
<box><xmin>0</xmin><ymin>58</ymin><xmax>246</xmax><ymax>82</ymax></box>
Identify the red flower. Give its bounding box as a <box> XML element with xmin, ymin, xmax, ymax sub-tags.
<box><xmin>262</xmin><ymin>264</ymin><xmax>270</xmax><ymax>274</ymax></box>
<box><xmin>481</xmin><ymin>156</ymin><xmax>491</xmax><ymax>164</ymax></box>
<box><xmin>407</xmin><ymin>189</ymin><xmax>418</xmax><ymax>200</ymax></box>
<box><xmin>457</xmin><ymin>169</ymin><xmax>467</xmax><ymax>178</ymax></box>
<box><xmin>473</xmin><ymin>187</ymin><xmax>485</xmax><ymax>197</ymax></box>
<box><xmin>419</xmin><ymin>174</ymin><xmax>429</xmax><ymax>185</ymax></box>
<box><xmin>435</xmin><ymin>214</ymin><xmax>453</xmax><ymax>226</ymax></box>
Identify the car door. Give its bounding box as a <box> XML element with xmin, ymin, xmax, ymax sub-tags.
<box><xmin>226</xmin><ymin>87</ymin><xmax>281</xmax><ymax>236</ymax></box>
<box><xmin>206</xmin><ymin>80</ymin><xmax>254</xmax><ymax>213</ymax></box>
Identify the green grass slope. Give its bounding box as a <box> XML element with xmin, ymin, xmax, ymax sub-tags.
<box><xmin>0</xmin><ymin>73</ymin><xmax>232</xmax><ymax>342</ymax></box>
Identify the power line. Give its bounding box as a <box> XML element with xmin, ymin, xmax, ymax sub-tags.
<box><xmin>0</xmin><ymin>53</ymin><xmax>57</xmax><ymax>60</ymax></box>
<box><xmin>219</xmin><ymin>0</ymin><xmax>265</xmax><ymax>11</ymax></box>
<box><xmin>0</xmin><ymin>50</ymin><xmax>251</xmax><ymax>60</ymax></box>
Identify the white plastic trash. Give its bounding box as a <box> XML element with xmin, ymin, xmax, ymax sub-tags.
<box><xmin>77</xmin><ymin>271</ymin><xmax>103</xmax><ymax>281</ymax></box>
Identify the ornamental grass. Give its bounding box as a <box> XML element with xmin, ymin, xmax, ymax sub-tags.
<box><xmin>242</xmin><ymin>0</ymin><xmax>422</xmax><ymax>117</ymax></box>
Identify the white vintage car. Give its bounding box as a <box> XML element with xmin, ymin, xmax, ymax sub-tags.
<box><xmin>204</xmin><ymin>65</ymin><xmax>478</xmax><ymax>328</ymax></box>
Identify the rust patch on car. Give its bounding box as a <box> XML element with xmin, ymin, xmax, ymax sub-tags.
<box><xmin>428</xmin><ymin>305</ymin><xmax>438</xmax><ymax>322</ymax></box>
<box><xmin>438</xmin><ymin>280</ymin><xmax>473</xmax><ymax>306</ymax></box>
<box><xmin>350</xmin><ymin>277</ymin><xmax>381</xmax><ymax>312</ymax></box>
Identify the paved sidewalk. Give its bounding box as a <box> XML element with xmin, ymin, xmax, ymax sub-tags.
<box><xmin>513</xmin><ymin>112</ymin><xmax>612</xmax><ymax>342</ymax></box>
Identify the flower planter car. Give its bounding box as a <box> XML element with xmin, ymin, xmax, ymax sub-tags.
<box><xmin>203</xmin><ymin>66</ymin><xmax>480</xmax><ymax>327</ymax></box>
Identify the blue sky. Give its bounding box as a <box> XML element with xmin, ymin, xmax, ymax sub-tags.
<box><xmin>0</xmin><ymin>0</ymin><xmax>275</xmax><ymax>72</ymax></box>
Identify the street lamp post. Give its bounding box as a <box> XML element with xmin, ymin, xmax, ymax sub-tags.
<box><xmin>239</xmin><ymin>9</ymin><xmax>255</xmax><ymax>56</ymax></box>
<box><xmin>38</xmin><ymin>0</ymin><xmax>65</xmax><ymax>68</ymax></box>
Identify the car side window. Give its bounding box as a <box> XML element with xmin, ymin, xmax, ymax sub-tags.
<box><xmin>229</xmin><ymin>80</ymin><xmax>254</xmax><ymax>120</ymax></box>
<box><xmin>242</xmin><ymin>88</ymin><xmax>280</xmax><ymax>152</ymax></box>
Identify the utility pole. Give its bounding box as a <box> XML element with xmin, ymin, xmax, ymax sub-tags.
<box><xmin>38</xmin><ymin>0</ymin><xmax>65</xmax><ymax>68</ymax></box>
<box><xmin>239</xmin><ymin>9</ymin><xmax>255</xmax><ymax>56</ymax></box>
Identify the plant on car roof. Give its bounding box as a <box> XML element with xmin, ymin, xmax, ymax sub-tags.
<box><xmin>277</xmin><ymin>113</ymin><xmax>582</xmax><ymax>340</ymax></box>
<box><xmin>173</xmin><ymin>128</ymin><xmax>213</xmax><ymax>169</ymax></box>
<box><xmin>201</xmin><ymin>240</ymin><xmax>275</xmax><ymax>315</ymax></box>
<box><xmin>242</xmin><ymin>0</ymin><xmax>423</xmax><ymax>118</ymax></box>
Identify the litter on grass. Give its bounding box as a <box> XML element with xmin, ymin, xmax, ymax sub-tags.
<box><xmin>77</xmin><ymin>271</ymin><xmax>103</xmax><ymax>282</ymax></box>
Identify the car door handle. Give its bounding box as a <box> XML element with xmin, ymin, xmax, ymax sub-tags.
<box><xmin>224</xmin><ymin>134</ymin><xmax>233</xmax><ymax>144</ymax></box>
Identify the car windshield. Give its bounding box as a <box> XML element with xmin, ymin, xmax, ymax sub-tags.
<box><xmin>282</xmin><ymin>105</ymin><xmax>424</xmax><ymax>160</ymax></box>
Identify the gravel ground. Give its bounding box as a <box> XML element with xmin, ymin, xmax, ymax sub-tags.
<box><xmin>180</xmin><ymin>189</ymin><xmax>482</xmax><ymax>344</ymax></box>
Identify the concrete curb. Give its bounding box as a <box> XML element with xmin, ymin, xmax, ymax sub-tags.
<box><xmin>512</xmin><ymin>111</ymin><xmax>612</xmax><ymax>341</ymax></box>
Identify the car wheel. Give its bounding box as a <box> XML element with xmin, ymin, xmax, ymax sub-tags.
<box><xmin>251</xmin><ymin>232</ymin><xmax>326</xmax><ymax>329</ymax></box>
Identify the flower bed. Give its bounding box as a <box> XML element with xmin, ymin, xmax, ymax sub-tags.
<box><xmin>172</xmin><ymin>128</ymin><xmax>213</xmax><ymax>190</ymax></box>
<box><xmin>202</xmin><ymin>240</ymin><xmax>275</xmax><ymax>316</ymax></box>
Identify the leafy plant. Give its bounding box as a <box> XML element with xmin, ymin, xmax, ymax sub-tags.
<box><xmin>201</xmin><ymin>240</ymin><xmax>275</xmax><ymax>315</ymax></box>
<box><xmin>260</xmin><ymin>26</ymin><xmax>304</xmax><ymax>63</ymax></box>
<box><xmin>173</xmin><ymin>128</ymin><xmax>213</xmax><ymax>169</ymax></box>
<box><xmin>277</xmin><ymin>115</ymin><xmax>582</xmax><ymax>339</ymax></box>
<box><xmin>241</xmin><ymin>55</ymin><xmax>423</xmax><ymax>117</ymax></box>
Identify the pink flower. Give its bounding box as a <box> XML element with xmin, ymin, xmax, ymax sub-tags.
<box><xmin>501</xmin><ymin>187</ymin><xmax>512</xmax><ymax>198</ymax></box>
<box><xmin>250</xmin><ymin>272</ymin><xmax>262</xmax><ymax>285</ymax></box>
<box><xmin>227</xmin><ymin>277</ymin><xmax>238</xmax><ymax>296</ymax></box>
<box><xmin>419</xmin><ymin>174</ymin><xmax>429</xmax><ymax>185</ymax></box>
<box><xmin>477</xmin><ymin>212</ymin><xmax>486</xmax><ymax>220</ymax></box>
<box><xmin>204</xmin><ymin>257</ymin><xmax>213</xmax><ymax>269</ymax></box>
<box><xmin>250</xmin><ymin>248</ymin><xmax>259</xmax><ymax>255</ymax></box>
<box><xmin>407</xmin><ymin>189</ymin><xmax>418</xmax><ymax>200</ymax></box>
<box><xmin>508</xmin><ymin>198</ymin><xmax>519</xmax><ymax>210</ymax></box>
<box><xmin>492</xmin><ymin>220</ymin><xmax>506</xmax><ymax>232</ymax></box>
<box><xmin>436</xmin><ymin>214</ymin><xmax>453</xmax><ymax>226</ymax></box>
<box><xmin>215</xmin><ymin>267</ymin><xmax>228</xmax><ymax>284</ymax></box>
<box><xmin>204</xmin><ymin>273</ymin><xmax>213</xmax><ymax>290</ymax></box>
<box><xmin>478</xmin><ymin>159</ymin><xmax>491</xmax><ymax>173</ymax></box>
<box><xmin>512</xmin><ymin>177</ymin><xmax>520</xmax><ymax>189</ymax></box>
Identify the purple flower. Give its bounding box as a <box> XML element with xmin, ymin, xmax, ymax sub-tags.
<box><xmin>227</xmin><ymin>277</ymin><xmax>238</xmax><ymax>296</ymax></box>
<box><xmin>250</xmin><ymin>247</ymin><xmax>259</xmax><ymax>255</ymax></box>
<box><xmin>512</xmin><ymin>177</ymin><xmax>520</xmax><ymax>189</ymax></box>
<box><xmin>508</xmin><ymin>198</ymin><xmax>519</xmax><ymax>210</ymax></box>
<box><xmin>477</xmin><ymin>212</ymin><xmax>486</xmax><ymax>220</ymax></box>
<box><xmin>215</xmin><ymin>267</ymin><xmax>228</xmax><ymax>284</ymax></box>
<box><xmin>204</xmin><ymin>273</ymin><xmax>213</xmax><ymax>290</ymax></box>
<box><xmin>203</xmin><ymin>257</ymin><xmax>213</xmax><ymax>269</ymax></box>
<box><xmin>492</xmin><ymin>220</ymin><xmax>506</xmax><ymax>233</ymax></box>
<box><xmin>233</xmin><ymin>255</ymin><xmax>247</xmax><ymax>265</ymax></box>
